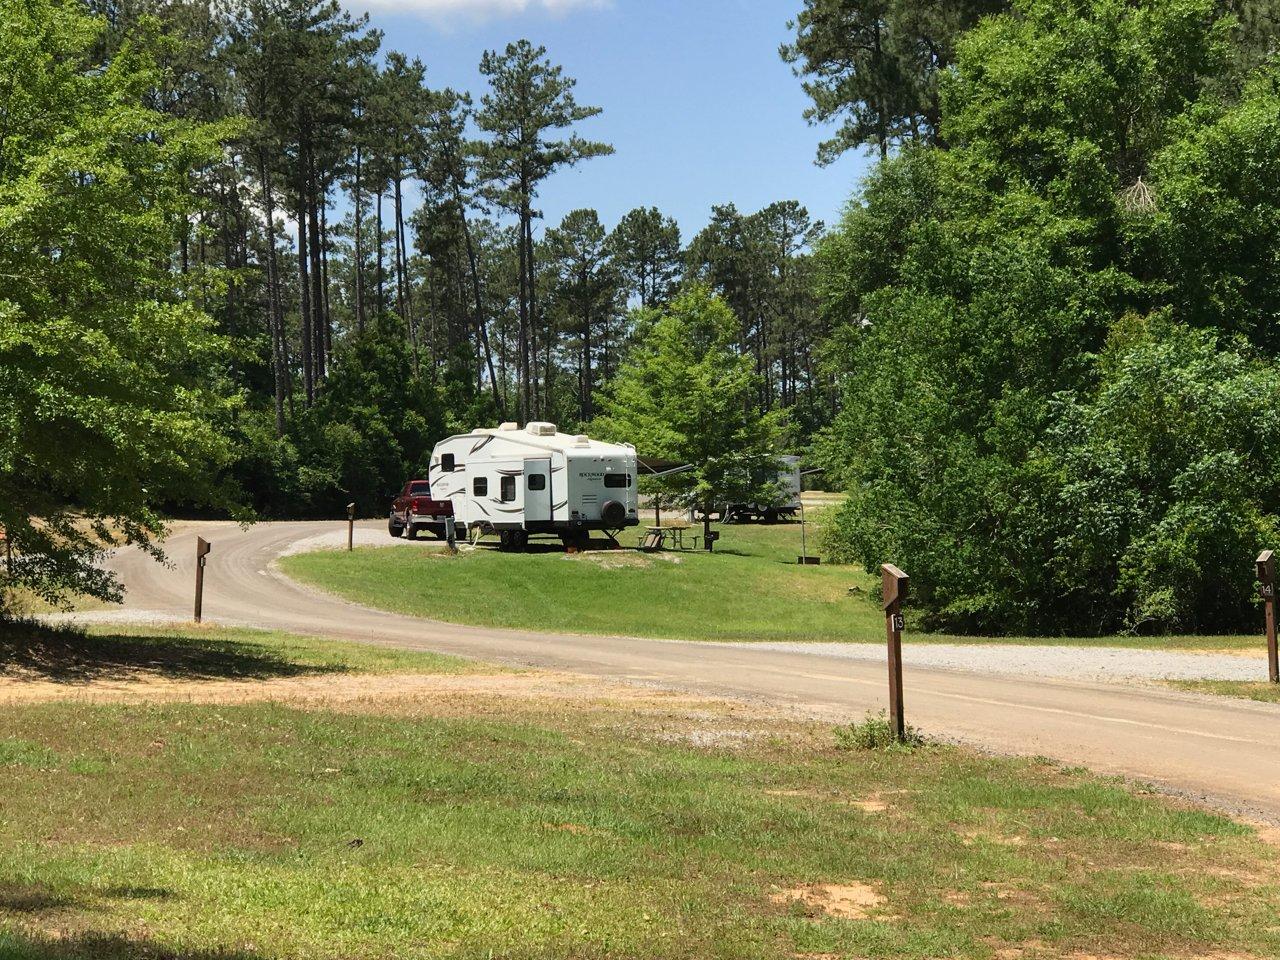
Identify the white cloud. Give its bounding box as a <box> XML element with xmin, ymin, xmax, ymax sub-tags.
<box><xmin>353</xmin><ymin>0</ymin><xmax>609</xmax><ymax>21</ymax></box>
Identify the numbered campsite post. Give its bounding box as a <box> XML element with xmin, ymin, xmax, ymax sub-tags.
<box><xmin>881</xmin><ymin>563</ymin><xmax>910</xmax><ymax>741</ymax></box>
<box><xmin>347</xmin><ymin>503</ymin><xmax>357</xmax><ymax>553</ymax></box>
<box><xmin>1258</xmin><ymin>550</ymin><xmax>1278</xmax><ymax>684</ymax></box>
<box><xmin>194</xmin><ymin>537</ymin><xmax>212</xmax><ymax>624</ymax></box>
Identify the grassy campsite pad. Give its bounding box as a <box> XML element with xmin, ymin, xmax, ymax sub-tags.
<box><xmin>282</xmin><ymin>521</ymin><xmax>1267</xmax><ymax>650</ymax></box>
<box><xmin>283</xmin><ymin>522</ymin><xmax>887</xmax><ymax>643</ymax></box>
<box><xmin>0</xmin><ymin>624</ymin><xmax>1278</xmax><ymax>958</ymax></box>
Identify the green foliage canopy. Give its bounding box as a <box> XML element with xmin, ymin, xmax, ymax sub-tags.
<box><xmin>818</xmin><ymin>0</ymin><xmax>1280</xmax><ymax>633</ymax></box>
<box><xmin>593</xmin><ymin>287</ymin><xmax>786</xmax><ymax>517</ymax></box>
<box><xmin>0</xmin><ymin>0</ymin><xmax>237</xmax><ymax>607</ymax></box>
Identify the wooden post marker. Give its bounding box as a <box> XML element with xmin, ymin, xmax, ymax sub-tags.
<box><xmin>347</xmin><ymin>503</ymin><xmax>357</xmax><ymax>552</ymax></box>
<box><xmin>194</xmin><ymin>537</ymin><xmax>212</xmax><ymax>624</ymax></box>
<box><xmin>881</xmin><ymin>563</ymin><xmax>910</xmax><ymax>741</ymax></box>
<box><xmin>1258</xmin><ymin>550</ymin><xmax>1278</xmax><ymax>684</ymax></box>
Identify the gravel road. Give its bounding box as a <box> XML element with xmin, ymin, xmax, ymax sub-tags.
<box><xmin>74</xmin><ymin>520</ymin><xmax>1280</xmax><ymax>820</ymax></box>
<box><xmin>730</xmin><ymin>642</ymin><xmax>1267</xmax><ymax>683</ymax></box>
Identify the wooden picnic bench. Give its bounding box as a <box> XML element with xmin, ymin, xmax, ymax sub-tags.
<box><xmin>638</xmin><ymin>520</ymin><xmax>699</xmax><ymax>552</ymax></box>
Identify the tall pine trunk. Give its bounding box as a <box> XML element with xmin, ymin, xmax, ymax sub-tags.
<box><xmin>298</xmin><ymin>199</ymin><xmax>313</xmax><ymax>406</ymax></box>
<box><xmin>259</xmin><ymin>151</ymin><xmax>287</xmax><ymax>437</ymax></box>
<box><xmin>354</xmin><ymin>143</ymin><xmax>365</xmax><ymax>335</ymax></box>
<box><xmin>394</xmin><ymin>172</ymin><xmax>418</xmax><ymax>373</ymax></box>
<box><xmin>376</xmin><ymin>189</ymin><xmax>385</xmax><ymax>322</ymax></box>
<box><xmin>456</xmin><ymin>192</ymin><xmax>502</xmax><ymax>417</ymax></box>
<box><xmin>320</xmin><ymin>182</ymin><xmax>332</xmax><ymax>362</ymax></box>
<box><xmin>516</xmin><ymin>197</ymin><xmax>531</xmax><ymax>423</ymax></box>
<box><xmin>307</xmin><ymin>153</ymin><xmax>326</xmax><ymax>386</ymax></box>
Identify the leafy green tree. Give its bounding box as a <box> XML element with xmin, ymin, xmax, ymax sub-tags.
<box><xmin>607</xmin><ymin>207</ymin><xmax>683</xmax><ymax>309</ymax></box>
<box><xmin>593</xmin><ymin>287</ymin><xmax>786</xmax><ymax>545</ymax></box>
<box><xmin>817</xmin><ymin>0</ymin><xmax>1280</xmax><ymax>633</ymax></box>
<box><xmin>294</xmin><ymin>315</ymin><xmax>446</xmax><ymax>517</ymax></box>
<box><xmin>0</xmin><ymin>0</ymin><xmax>237</xmax><ymax>609</ymax></box>
<box><xmin>474</xmin><ymin>40</ymin><xmax>613</xmax><ymax>422</ymax></box>
<box><xmin>1049</xmin><ymin>317</ymin><xmax>1280</xmax><ymax>633</ymax></box>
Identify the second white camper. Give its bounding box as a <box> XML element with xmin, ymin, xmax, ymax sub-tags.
<box><xmin>428</xmin><ymin>422</ymin><xmax>640</xmax><ymax>549</ymax></box>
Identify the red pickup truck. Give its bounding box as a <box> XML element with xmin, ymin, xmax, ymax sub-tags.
<box><xmin>388</xmin><ymin>480</ymin><xmax>454</xmax><ymax>540</ymax></box>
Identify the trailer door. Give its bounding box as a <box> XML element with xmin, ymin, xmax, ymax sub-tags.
<box><xmin>524</xmin><ymin>457</ymin><xmax>552</xmax><ymax>524</ymax></box>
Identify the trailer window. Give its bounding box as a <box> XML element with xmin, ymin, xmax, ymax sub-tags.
<box><xmin>528</xmin><ymin>474</ymin><xmax>546</xmax><ymax>492</ymax></box>
<box><xmin>473</xmin><ymin>477</ymin><xmax>488</xmax><ymax>496</ymax></box>
<box><xmin>604</xmin><ymin>473</ymin><xmax>632</xmax><ymax>489</ymax></box>
<box><xmin>440</xmin><ymin>453</ymin><xmax>456</xmax><ymax>473</ymax></box>
<box><xmin>500</xmin><ymin>475</ymin><xmax>516</xmax><ymax>502</ymax></box>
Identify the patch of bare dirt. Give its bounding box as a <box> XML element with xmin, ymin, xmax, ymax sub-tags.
<box><xmin>1251</xmin><ymin>823</ymin><xmax>1280</xmax><ymax>850</ymax></box>
<box><xmin>565</xmin><ymin>551</ymin><xmax>655</xmax><ymax>570</ymax></box>
<box><xmin>656</xmin><ymin>727</ymin><xmax>760</xmax><ymax>748</ymax></box>
<box><xmin>961</xmin><ymin>829</ymin><xmax>1027</xmax><ymax>847</ymax></box>
<box><xmin>988</xmin><ymin>941</ymin><xmax>1048</xmax><ymax>960</ymax></box>
<box><xmin>761</xmin><ymin>789</ymin><xmax>891</xmax><ymax>812</ymax></box>
<box><xmin>564</xmin><ymin>550</ymin><xmax>687</xmax><ymax>570</ymax></box>
<box><xmin>770</xmin><ymin>882</ymin><xmax>886</xmax><ymax>921</ymax></box>
<box><xmin>0</xmin><ymin>669</ymin><xmax>707</xmax><ymax>712</ymax></box>
<box><xmin>980</xmin><ymin>882</ymin><xmax>1044</xmax><ymax>909</ymax></box>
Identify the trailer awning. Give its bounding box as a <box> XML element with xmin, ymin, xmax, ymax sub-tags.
<box><xmin>637</xmin><ymin>456</ymin><xmax>682</xmax><ymax>473</ymax></box>
<box><xmin>636</xmin><ymin>457</ymin><xmax>692</xmax><ymax>476</ymax></box>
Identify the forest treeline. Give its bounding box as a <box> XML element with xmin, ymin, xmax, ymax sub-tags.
<box><xmin>73</xmin><ymin>0</ymin><xmax>835</xmax><ymax>523</ymax></box>
<box><xmin>798</xmin><ymin>0</ymin><xmax>1280</xmax><ymax>633</ymax></box>
<box><xmin>8</xmin><ymin>0</ymin><xmax>1280</xmax><ymax>634</ymax></box>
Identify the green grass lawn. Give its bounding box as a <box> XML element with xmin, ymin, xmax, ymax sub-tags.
<box><xmin>0</xmin><ymin>623</ymin><xmax>1278</xmax><ymax>958</ymax></box>
<box><xmin>281</xmin><ymin>521</ymin><xmax>1270</xmax><ymax>651</ymax></box>
<box><xmin>1168</xmin><ymin>679</ymin><xmax>1280</xmax><ymax>704</ymax></box>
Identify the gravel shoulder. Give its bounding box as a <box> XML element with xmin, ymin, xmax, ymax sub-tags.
<box><xmin>725</xmin><ymin>640</ymin><xmax>1270</xmax><ymax>682</ymax></box>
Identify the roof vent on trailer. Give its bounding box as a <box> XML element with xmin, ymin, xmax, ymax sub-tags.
<box><xmin>526</xmin><ymin>422</ymin><xmax>558</xmax><ymax>437</ymax></box>
<box><xmin>497</xmin><ymin>422</ymin><xmax>520</xmax><ymax>432</ymax></box>
<box><xmin>572</xmin><ymin>435</ymin><xmax>591</xmax><ymax>447</ymax></box>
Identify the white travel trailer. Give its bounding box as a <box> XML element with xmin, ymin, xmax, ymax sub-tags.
<box><xmin>428</xmin><ymin>422</ymin><xmax>641</xmax><ymax>549</ymax></box>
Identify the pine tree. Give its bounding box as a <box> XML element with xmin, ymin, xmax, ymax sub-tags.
<box><xmin>607</xmin><ymin>207</ymin><xmax>683</xmax><ymax>309</ymax></box>
<box><xmin>474</xmin><ymin>40</ymin><xmax>613</xmax><ymax>422</ymax></box>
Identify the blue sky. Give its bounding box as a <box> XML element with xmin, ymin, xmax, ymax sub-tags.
<box><xmin>348</xmin><ymin>0</ymin><xmax>874</xmax><ymax>242</ymax></box>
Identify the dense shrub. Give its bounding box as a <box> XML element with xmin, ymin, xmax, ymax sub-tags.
<box><xmin>818</xmin><ymin>0</ymin><xmax>1280</xmax><ymax>634</ymax></box>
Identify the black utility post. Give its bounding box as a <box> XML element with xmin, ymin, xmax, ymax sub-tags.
<box><xmin>1258</xmin><ymin>550</ymin><xmax>1278</xmax><ymax>684</ymax></box>
<box><xmin>797</xmin><ymin>468</ymin><xmax>825</xmax><ymax>565</ymax></box>
<box><xmin>347</xmin><ymin>503</ymin><xmax>357</xmax><ymax>553</ymax></box>
<box><xmin>881</xmin><ymin>563</ymin><xmax>910</xmax><ymax>742</ymax></box>
<box><xmin>194</xmin><ymin>537</ymin><xmax>212</xmax><ymax>624</ymax></box>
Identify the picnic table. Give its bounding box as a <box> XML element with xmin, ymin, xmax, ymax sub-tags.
<box><xmin>639</xmin><ymin>520</ymin><xmax>697</xmax><ymax>551</ymax></box>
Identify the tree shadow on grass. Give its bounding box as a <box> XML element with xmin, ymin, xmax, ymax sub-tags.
<box><xmin>0</xmin><ymin>622</ymin><xmax>340</xmax><ymax>685</ymax></box>
<box><xmin>0</xmin><ymin>880</ymin><xmax>269</xmax><ymax>959</ymax></box>
<box><xmin>0</xmin><ymin>881</ymin><xmax>172</xmax><ymax>915</ymax></box>
<box><xmin>0</xmin><ymin>933</ymin><xmax>266</xmax><ymax>960</ymax></box>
